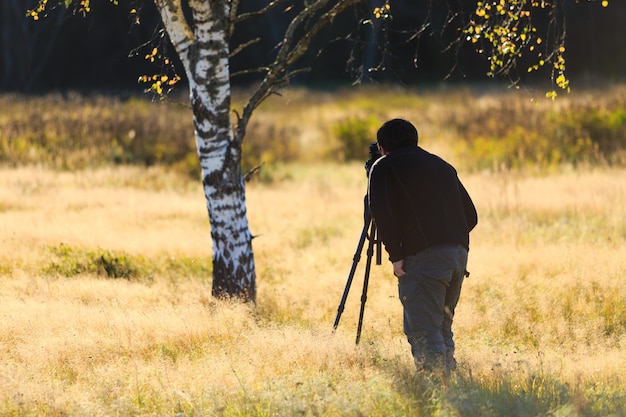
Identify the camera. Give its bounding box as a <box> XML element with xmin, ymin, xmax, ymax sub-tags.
<box><xmin>364</xmin><ymin>142</ymin><xmax>382</xmax><ymax>176</ymax></box>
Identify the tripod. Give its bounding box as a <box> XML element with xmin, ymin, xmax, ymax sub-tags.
<box><xmin>332</xmin><ymin>200</ymin><xmax>381</xmax><ymax>344</ymax></box>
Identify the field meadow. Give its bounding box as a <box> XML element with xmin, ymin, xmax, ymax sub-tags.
<box><xmin>1</xmin><ymin>86</ymin><xmax>625</xmax><ymax>416</ymax></box>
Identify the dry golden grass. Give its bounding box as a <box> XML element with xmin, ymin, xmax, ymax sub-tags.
<box><xmin>1</xmin><ymin>163</ymin><xmax>625</xmax><ymax>416</ymax></box>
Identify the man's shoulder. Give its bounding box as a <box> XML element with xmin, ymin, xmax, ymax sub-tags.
<box><xmin>387</xmin><ymin>146</ymin><xmax>426</xmax><ymax>163</ymax></box>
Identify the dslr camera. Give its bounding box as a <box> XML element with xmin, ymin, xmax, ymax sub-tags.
<box><xmin>364</xmin><ymin>142</ymin><xmax>382</xmax><ymax>177</ymax></box>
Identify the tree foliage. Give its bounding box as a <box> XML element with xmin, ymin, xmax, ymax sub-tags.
<box><xmin>463</xmin><ymin>0</ymin><xmax>610</xmax><ymax>98</ymax></box>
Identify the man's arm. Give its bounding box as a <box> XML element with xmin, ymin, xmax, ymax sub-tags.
<box><xmin>458</xmin><ymin>181</ymin><xmax>478</xmax><ymax>232</ymax></box>
<box><xmin>368</xmin><ymin>161</ymin><xmax>404</xmax><ymax>262</ymax></box>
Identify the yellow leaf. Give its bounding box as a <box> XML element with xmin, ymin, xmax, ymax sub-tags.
<box><xmin>546</xmin><ymin>91</ymin><xmax>557</xmax><ymax>100</ymax></box>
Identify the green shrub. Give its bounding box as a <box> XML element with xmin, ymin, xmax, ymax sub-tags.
<box><xmin>161</xmin><ymin>255</ymin><xmax>213</xmax><ymax>282</ymax></box>
<box><xmin>44</xmin><ymin>245</ymin><xmax>147</xmax><ymax>279</ymax></box>
<box><xmin>43</xmin><ymin>244</ymin><xmax>213</xmax><ymax>282</ymax></box>
<box><xmin>449</xmin><ymin>90</ymin><xmax>626</xmax><ymax>171</ymax></box>
<box><xmin>331</xmin><ymin>116</ymin><xmax>380</xmax><ymax>161</ymax></box>
<box><xmin>241</xmin><ymin>120</ymin><xmax>302</xmax><ymax>177</ymax></box>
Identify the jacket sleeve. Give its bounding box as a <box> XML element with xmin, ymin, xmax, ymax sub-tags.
<box><xmin>458</xmin><ymin>181</ymin><xmax>478</xmax><ymax>232</ymax></box>
<box><xmin>368</xmin><ymin>161</ymin><xmax>404</xmax><ymax>262</ymax></box>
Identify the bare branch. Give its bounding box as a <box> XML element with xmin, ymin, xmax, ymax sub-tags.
<box><xmin>231</xmin><ymin>0</ymin><xmax>363</xmax><ymax>151</ymax></box>
<box><xmin>243</xmin><ymin>162</ymin><xmax>265</xmax><ymax>182</ymax></box>
<box><xmin>230</xmin><ymin>67</ymin><xmax>270</xmax><ymax>79</ymax></box>
<box><xmin>281</xmin><ymin>67</ymin><xmax>312</xmax><ymax>81</ymax></box>
<box><xmin>229</xmin><ymin>0</ymin><xmax>240</xmax><ymax>37</ymax></box>
<box><xmin>284</xmin><ymin>2</ymin><xmax>356</xmax><ymax>68</ymax></box>
<box><xmin>229</xmin><ymin>38</ymin><xmax>262</xmax><ymax>59</ymax></box>
<box><xmin>233</xmin><ymin>0</ymin><xmax>291</xmax><ymax>24</ymax></box>
<box><xmin>258</xmin><ymin>1</ymin><xmax>360</xmax><ymax>102</ymax></box>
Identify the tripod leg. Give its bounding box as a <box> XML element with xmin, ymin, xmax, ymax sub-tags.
<box><xmin>332</xmin><ymin>213</ymin><xmax>371</xmax><ymax>332</ymax></box>
<box><xmin>356</xmin><ymin>220</ymin><xmax>376</xmax><ymax>344</ymax></box>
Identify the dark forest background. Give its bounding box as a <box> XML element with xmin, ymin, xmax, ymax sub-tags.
<box><xmin>1</xmin><ymin>0</ymin><xmax>625</xmax><ymax>94</ymax></box>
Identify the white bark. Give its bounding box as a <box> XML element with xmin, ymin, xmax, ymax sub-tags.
<box><xmin>156</xmin><ymin>0</ymin><xmax>256</xmax><ymax>301</ymax></box>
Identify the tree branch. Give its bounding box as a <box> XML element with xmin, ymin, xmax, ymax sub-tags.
<box><xmin>229</xmin><ymin>38</ymin><xmax>262</xmax><ymax>59</ymax></box>
<box><xmin>230</xmin><ymin>67</ymin><xmax>270</xmax><ymax>79</ymax></box>
<box><xmin>242</xmin><ymin>0</ymin><xmax>362</xmax><ymax>118</ymax></box>
<box><xmin>233</xmin><ymin>0</ymin><xmax>291</xmax><ymax>24</ymax></box>
<box><xmin>229</xmin><ymin>0</ymin><xmax>364</xmax><ymax>154</ymax></box>
<box><xmin>229</xmin><ymin>0</ymin><xmax>240</xmax><ymax>37</ymax></box>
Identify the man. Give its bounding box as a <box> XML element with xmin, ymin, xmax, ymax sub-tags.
<box><xmin>368</xmin><ymin>118</ymin><xmax>478</xmax><ymax>373</ymax></box>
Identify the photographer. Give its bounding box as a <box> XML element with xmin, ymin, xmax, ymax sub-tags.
<box><xmin>367</xmin><ymin>118</ymin><xmax>477</xmax><ymax>374</ymax></box>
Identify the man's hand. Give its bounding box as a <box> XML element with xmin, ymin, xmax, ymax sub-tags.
<box><xmin>392</xmin><ymin>259</ymin><xmax>406</xmax><ymax>277</ymax></box>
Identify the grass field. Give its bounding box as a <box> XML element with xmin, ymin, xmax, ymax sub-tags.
<box><xmin>1</xmin><ymin>161</ymin><xmax>625</xmax><ymax>416</ymax></box>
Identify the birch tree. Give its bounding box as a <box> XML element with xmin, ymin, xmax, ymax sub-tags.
<box><xmin>28</xmin><ymin>0</ymin><xmax>610</xmax><ymax>303</ymax></box>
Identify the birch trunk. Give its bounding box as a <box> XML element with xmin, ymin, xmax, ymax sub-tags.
<box><xmin>156</xmin><ymin>0</ymin><xmax>256</xmax><ymax>302</ymax></box>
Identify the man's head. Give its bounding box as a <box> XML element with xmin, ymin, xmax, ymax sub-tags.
<box><xmin>376</xmin><ymin>118</ymin><xmax>418</xmax><ymax>154</ymax></box>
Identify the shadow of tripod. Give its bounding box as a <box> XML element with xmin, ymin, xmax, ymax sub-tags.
<box><xmin>332</xmin><ymin>199</ymin><xmax>382</xmax><ymax>344</ymax></box>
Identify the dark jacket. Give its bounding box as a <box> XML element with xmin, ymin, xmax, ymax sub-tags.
<box><xmin>368</xmin><ymin>145</ymin><xmax>477</xmax><ymax>262</ymax></box>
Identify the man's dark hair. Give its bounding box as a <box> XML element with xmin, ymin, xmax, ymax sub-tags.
<box><xmin>376</xmin><ymin>118</ymin><xmax>418</xmax><ymax>152</ymax></box>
